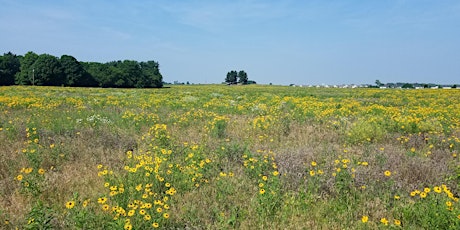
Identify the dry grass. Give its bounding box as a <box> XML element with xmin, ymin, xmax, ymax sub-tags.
<box><xmin>0</xmin><ymin>85</ymin><xmax>459</xmax><ymax>229</ymax></box>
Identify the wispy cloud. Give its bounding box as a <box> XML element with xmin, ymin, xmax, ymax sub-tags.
<box><xmin>160</xmin><ymin>0</ymin><xmax>291</xmax><ymax>32</ymax></box>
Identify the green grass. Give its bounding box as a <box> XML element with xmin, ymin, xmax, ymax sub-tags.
<box><xmin>0</xmin><ymin>85</ymin><xmax>459</xmax><ymax>229</ymax></box>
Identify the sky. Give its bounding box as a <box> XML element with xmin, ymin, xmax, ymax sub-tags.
<box><xmin>1</xmin><ymin>0</ymin><xmax>459</xmax><ymax>85</ymax></box>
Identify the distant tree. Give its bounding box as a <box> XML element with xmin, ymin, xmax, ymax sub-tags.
<box><xmin>15</xmin><ymin>51</ymin><xmax>39</xmax><ymax>85</ymax></box>
<box><xmin>225</xmin><ymin>71</ymin><xmax>238</xmax><ymax>84</ymax></box>
<box><xmin>375</xmin><ymin>79</ymin><xmax>383</xmax><ymax>87</ymax></box>
<box><xmin>247</xmin><ymin>80</ymin><xmax>257</xmax><ymax>84</ymax></box>
<box><xmin>116</xmin><ymin>60</ymin><xmax>141</xmax><ymax>87</ymax></box>
<box><xmin>83</xmin><ymin>62</ymin><xmax>114</xmax><ymax>87</ymax></box>
<box><xmin>60</xmin><ymin>55</ymin><xmax>97</xmax><ymax>86</ymax></box>
<box><xmin>402</xmin><ymin>83</ymin><xmax>414</xmax><ymax>89</ymax></box>
<box><xmin>0</xmin><ymin>52</ymin><xmax>20</xmax><ymax>85</ymax></box>
<box><xmin>139</xmin><ymin>61</ymin><xmax>163</xmax><ymax>88</ymax></box>
<box><xmin>238</xmin><ymin>70</ymin><xmax>248</xmax><ymax>84</ymax></box>
<box><xmin>32</xmin><ymin>54</ymin><xmax>65</xmax><ymax>86</ymax></box>
<box><xmin>453</xmin><ymin>84</ymin><xmax>457</xmax><ymax>89</ymax></box>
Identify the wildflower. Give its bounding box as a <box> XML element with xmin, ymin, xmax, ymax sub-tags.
<box><xmin>82</xmin><ymin>199</ymin><xmax>90</xmax><ymax>208</ymax></box>
<box><xmin>102</xmin><ymin>204</ymin><xmax>110</xmax><ymax>211</ymax></box>
<box><xmin>309</xmin><ymin>170</ymin><xmax>315</xmax><ymax>176</ymax></box>
<box><xmin>24</xmin><ymin>168</ymin><xmax>33</xmax><ymax>174</ymax></box>
<box><xmin>66</xmin><ymin>201</ymin><xmax>75</xmax><ymax>209</ymax></box>
<box><xmin>262</xmin><ymin>175</ymin><xmax>268</xmax><ymax>181</ymax></box>
<box><xmin>127</xmin><ymin>210</ymin><xmax>135</xmax><ymax>216</ymax></box>
<box><xmin>163</xmin><ymin>213</ymin><xmax>170</xmax><ymax>219</ymax></box>
<box><xmin>38</xmin><ymin>168</ymin><xmax>45</xmax><ymax>175</ymax></box>
<box><xmin>394</xmin><ymin>219</ymin><xmax>401</xmax><ymax>226</ymax></box>
<box><xmin>273</xmin><ymin>171</ymin><xmax>279</xmax><ymax>176</ymax></box>
<box><xmin>124</xmin><ymin>223</ymin><xmax>132</xmax><ymax>230</ymax></box>
<box><xmin>361</xmin><ymin>215</ymin><xmax>368</xmax><ymax>223</ymax></box>
<box><xmin>434</xmin><ymin>186</ymin><xmax>442</xmax><ymax>193</ymax></box>
<box><xmin>259</xmin><ymin>183</ymin><xmax>264</xmax><ymax>188</ymax></box>
<box><xmin>16</xmin><ymin>174</ymin><xmax>23</xmax><ymax>181</ymax></box>
<box><xmin>420</xmin><ymin>192</ymin><xmax>427</xmax><ymax>198</ymax></box>
<box><xmin>104</xmin><ymin>182</ymin><xmax>110</xmax><ymax>187</ymax></box>
<box><xmin>384</xmin><ymin>170</ymin><xmax>391</xmax><ymax>177</ymax></box>
<box><xmin>394</xmin><ymin>195</ymin><xmax>400</xmax><ymax>200</ymax></box>
<box><xmin>152</xmin><ymin>222</ymin><xmax>159</xmax><ymax>228</ymax></box>
<box><xmin>139</xmin><ymin>209</ymin><xmax>146</xmax><ymax>215</ymax></box>
<box><xmin>259</xmin><ymin>189</ymin><xmax>266</xmax><ymax>195</ymax></box>
<box><xmin>144</xmin><ymin>214</ymin><xmax>151</xmax><ymax>221</ymax></box>
<box><xmin>156</xmin><ymin>207</ymin><xmax>163</xmax><ymax>213</ymax></box>
<box><xmin>424</xmin><ymin>187</ymin><xmax>430</xmax><ymax>193</ymax></box>
<box><xmin>311</xmin><ymin>161</ymin><xmax>317</xmax><ymax>167</ymax></box>
<box><xmin>361</xmin><ymin>161</ymin><xmax>368</xmax><ymax>166</ymax></box>
<box><xmin>446</xmin><ymin>201</ymin><xmax>452</xmax><ymax>207</ymax></box>
<box><xmin>380</xmin><ymin>218</ymin><xmax>389</xmax><ymax>226</ymax></box>
<box><xmin>97</xmin><ymin>197</ymin><xmax>107</xmax><ymax>204</ymax></box>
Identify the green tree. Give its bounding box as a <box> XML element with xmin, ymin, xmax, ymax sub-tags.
<box><xmin>118</xmin><ymin>60</ymin><xmax>141</xmax><ymax>88</ymax></box>
<box><xmin>60</xmin><ymin>55</ymin><xmax>96</xmax><ymax>86</ymax></box>
<box><xmin>402</xmin><ymin>83</ymin><xmax>414</xmax><ymax>89</ymax></box>
<box><xmin>225</xmin><ymin>70</ymin><xmax>238</xmax><ymax>84</ymax></box>
<box><xmin>238</xmin><ymin>70</ymin><xmax>248</xmax><ymax>84</ymax></box>
<box><xmin>83</xmin><ymin>62</ymin><xmax>116</xmax><ymax>87</ymax></box>
<box><xmin>15</xmin><ymin>51</ymin><xmax>39</xmax><ymax>85</ymax></box>
<box><xmin>140</xmin><ymin>61</ymin><xmax>163</xmax><ymax>88</ymax></box>
<box><xmin>0</xmin><ymin>52</ymin><xmax>20</xmax><ymax>85</ymax></box>
<box><xmin>375</xmin><ymin>79</ymin><xmax>383</xmax><ymax>87</ymax></box>
<box><xmin>32</xmin><ymin>54</ymin><xmax>65</xmax><ymax>86</ymax></box>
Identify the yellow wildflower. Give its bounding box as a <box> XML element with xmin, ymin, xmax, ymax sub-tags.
<box><xmin>66</xmin><ymin>201</ymin><xmax>75</xmax><ymax>209</ymax></box>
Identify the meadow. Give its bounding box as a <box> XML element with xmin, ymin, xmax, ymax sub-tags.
<box><xmin>0</xmin><ymin>85</ymin><xmax>459</xmax><ymax>229</ymax></box>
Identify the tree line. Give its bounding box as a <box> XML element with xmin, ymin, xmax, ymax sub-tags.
<box><xmin>0</xmin><ymin>51</ymin><xmax>163</xmax><ymax>88</ymax></box>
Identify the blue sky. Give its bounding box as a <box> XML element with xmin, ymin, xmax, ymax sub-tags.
<box><xmin>1</xmin><ymin>0</ymin><xmax>459</xmax><ymax>85</ymax></box>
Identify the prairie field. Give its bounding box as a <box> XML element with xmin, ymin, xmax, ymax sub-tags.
<box><xmin>0</xmin><ymin>85</ymin><xmax>459</xmax><ymax>229</ymax></box>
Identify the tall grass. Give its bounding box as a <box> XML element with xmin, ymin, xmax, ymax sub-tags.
<box><xmin>0</xmin><ymin>85</ymin><xmax>459</xmax><ymax>229</ymax></box>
